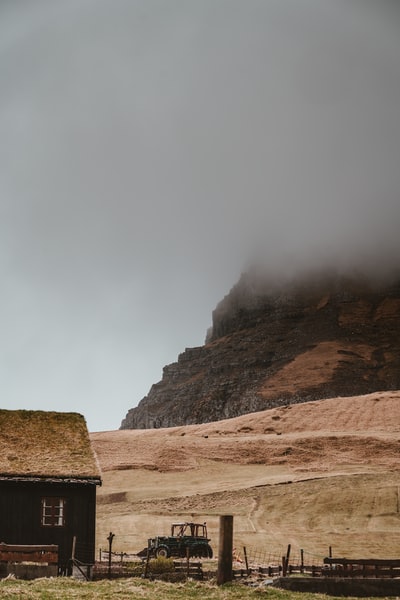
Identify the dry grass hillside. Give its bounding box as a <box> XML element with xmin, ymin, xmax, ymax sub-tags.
<box><xmin>91</xmin><ymin>391</ymin><xmax>400</xmax><ymax>563</ymax></box>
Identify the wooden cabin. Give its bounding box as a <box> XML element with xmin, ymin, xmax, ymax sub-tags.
<box><xmin>0</xmin><ymin>410</ymin><xmax>101</xmax><ymax>575</ymax></box>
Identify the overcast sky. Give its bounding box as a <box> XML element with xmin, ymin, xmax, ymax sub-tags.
<box><xmin>1</xmin><ymin>0</ymin><xmax>399</xmax><ymax>432</ymax></box>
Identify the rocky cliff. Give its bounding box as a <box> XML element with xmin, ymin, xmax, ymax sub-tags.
<box><xmin>120</xmin><ymin>270</ymin><xmax>400</xmax><ymax>429</ymax></box>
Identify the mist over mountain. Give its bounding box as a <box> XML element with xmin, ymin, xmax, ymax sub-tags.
<box><xmin>121</xmin><ymin>266</ymin><xmax>400</xmax><ymax>429</ymax></box>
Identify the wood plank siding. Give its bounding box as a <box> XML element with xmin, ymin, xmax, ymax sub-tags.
<box><xmin>0</xmin><ymin>410</ymin><xmax>101</xmax><ymax>574</ymax></box>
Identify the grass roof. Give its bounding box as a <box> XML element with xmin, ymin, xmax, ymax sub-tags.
<box><xmin>0</xmin><ymin>410</ymin><xmax>101</xmax><ymax>480</ymax></box>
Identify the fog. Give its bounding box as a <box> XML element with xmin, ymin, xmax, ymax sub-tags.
<box><xmin>1</xmin><ymin>0</ymin><xmax>399</xmax><ymax>431</ymax></box>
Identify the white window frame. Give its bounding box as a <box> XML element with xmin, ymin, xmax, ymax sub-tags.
<box><xmin>41</xmin><ymin>497</ymin><xmax>66</xmax><ymax>527</ymax></box>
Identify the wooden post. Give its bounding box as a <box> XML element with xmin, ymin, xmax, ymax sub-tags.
<box><xmin>68</xmin><ymin>535</ymin><xmax>77</xmax><ymax>576</ymax></box>
<box><xmin>243</xmin><ymin>546</ymin><xmax>250</xmax><ymax>575</ymax></box>
<box><xmin>285</xmin><ymin>544</ymin><xmax>291</xmax><ymax>574</ymax></box>
<box><xmin>107</xmin><ymin>532</ymin><xmax>115</xmax><ymax>579</ymax></box>
<box><xmin>300</xmin><ymin>549</ymin><xmax>304</xmax><ymax>573</ymax></box>
<box><xmin>329</xmin><ymin>546</ymin><xmax>332</xmax><ymax>558</ymax></box>
<box><xmin>71</xmin><ymin>536</ymin><xmax>76</xmax><ymax>561</ymax></box>
<box><xmin>144</xmin><ymin>548</ymin><xmax>151</xmax><ymax>579</ymax></box>
<box><xmin>217</xmin><ymin>515</ymin><xmax>233</xmax><ymax>585</ymax></box>
<box><xmin>186</xmin><ymin>546</ymin><xmax>190</xmax><ymax>579</ymax></box>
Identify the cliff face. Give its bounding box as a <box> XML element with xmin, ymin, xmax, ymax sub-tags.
<box><xmin>120</xmin><ymin>271</ymin><xmax>400</xmax><ymax>429</ymax></box>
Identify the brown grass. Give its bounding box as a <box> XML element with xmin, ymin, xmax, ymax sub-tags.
<box><xmin>0</xmin><ymin>410</ymin><xmax>101</xmax><ymax>479</ymax></box>
<box><xmin>91</xmin><ymin>391</ymin><xmax>400</xmax><ymax>559</ymax></box>
<box><xmin>260</xmin><ymin>341</ymin><xmax>374</xmax><ymax>397</ymax></box>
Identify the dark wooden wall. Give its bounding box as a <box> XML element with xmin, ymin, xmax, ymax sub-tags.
<box><xmin>0</xmin><ymin>480</ymin><xmax>97</xmax><ymax>571</ymax></box>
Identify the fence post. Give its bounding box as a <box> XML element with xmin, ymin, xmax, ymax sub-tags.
<box><xmin>300</xmin><ymin>549</ymin><xmax>304</xmax><ymax>573</ymax></box>
<box><xmin>217</xmin><ymin>515</ymin><xmax>233</xmax><ymax>585</ymax></box>
<box><xmin>107</xmin><ymin>532</ymin><xmax>115</xmax><ymax>579</ymax></box>
<box><xmin>71</xmin><ymin>536</ymin><xmax>76</xmax><ymax>562</ymax></box>
<box><xmin>186</xmin><ymin>546</ymin><xmax>190</xmax><ymax>579</ymax></box>
<box><xmin>282</xmin><ymin>556</ymin><xmax>287</xmax><ymax>576</ymax></box>
<box><xmin>286</xmin><ymin>544</ymin><xmax>291</xmax><ymax>573</ymax></box>
<box><xmin>243</xmin><ymin>546</ymin><xmax>250</xmax><ymax>575</ymax></box>
<box><xmin>144</xmin><ymin>548</ymin><xmax>151</xmax><ymax>579</ymax></box>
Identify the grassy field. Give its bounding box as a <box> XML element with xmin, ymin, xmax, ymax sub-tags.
<box><xmin>0</xmin><ymin>577</ymin><xmax>392</xmax><ymax>600</ymax></box>
<box><xmin>91</xmin><ymin>392</ymin><xmax>400</xmax><ymax>560</ymax></box>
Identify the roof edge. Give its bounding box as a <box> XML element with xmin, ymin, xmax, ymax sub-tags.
<box><xmin>0</xmin><ymin>474</ymin><xmax>102</xmax><ymax>486</ymax></box>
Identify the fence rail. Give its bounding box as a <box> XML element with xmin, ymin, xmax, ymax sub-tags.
<box><xmin>323</xmin><ymin>557</ymin><xmax>400</xmax><ymax>578</ymax></box>
<box><xmin>0</xmin><ymin>544</ymin><xmax>58</xmax><ymax>565</ymax></box>
<box><xmin>173</xmin><ymin>560</ymin><xmax>204</xmax><ymax>580</ymax></box>
<box><xmin>99</xmin><ymin>549</ymin><xmax>139</xmax><ymax>563</ymax></box>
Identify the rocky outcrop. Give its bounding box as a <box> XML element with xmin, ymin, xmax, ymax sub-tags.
<box><xmin>120</xmin><ymin>271</ymin><xmax>400</xmax><ymax>429</ymax></box>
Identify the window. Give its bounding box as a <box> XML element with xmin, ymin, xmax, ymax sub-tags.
<box><xmin>41</xmin><ymin>497</ymin><xmax>66</xmax><ymax>527</ymax></box>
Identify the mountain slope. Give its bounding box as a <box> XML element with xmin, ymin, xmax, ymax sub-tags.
<box><xmin>121</xmin><ymin>272</ymin><xmax>400</xmax><ymax>429</ymax></box>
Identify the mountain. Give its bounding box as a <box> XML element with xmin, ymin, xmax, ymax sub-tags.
<box><xmin>120</xmin><ymin>269</ymin><xmax>400</xmax><ymax>429</ymax></box>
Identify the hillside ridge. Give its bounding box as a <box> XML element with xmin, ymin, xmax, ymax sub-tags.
<box><xmin>95</xmin><ymin>390</ymin><xmax>400</xmax><ymax>472</ymax></box>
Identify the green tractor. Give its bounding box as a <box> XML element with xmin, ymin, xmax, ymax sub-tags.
<box><xmin>147</xmin><ymin>522</ymin><xmax>213</xmax><ymax>559</ymax></box>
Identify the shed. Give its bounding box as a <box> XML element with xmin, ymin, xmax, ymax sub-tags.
<box><xmin>0</xmin><ymin>410</ymin><xmax>101</xmax><ymax>574</ymax></box>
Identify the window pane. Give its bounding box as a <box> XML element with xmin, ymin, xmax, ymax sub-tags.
<box><xmin>41</xmin><ymin>497</ymin><xmax>66</xmax><ymax>527</ymax></box>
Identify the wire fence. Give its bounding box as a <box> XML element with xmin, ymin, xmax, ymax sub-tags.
<box><xmin>98</xmin><ymin>549</ymin><xmax>140</xmax><ymax>563</ymax></box>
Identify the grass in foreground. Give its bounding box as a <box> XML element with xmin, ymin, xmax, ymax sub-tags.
<box><xmin>0</xmin><ymin>577</ymin><xmax>394</xmax><ymax>600</ymax></box>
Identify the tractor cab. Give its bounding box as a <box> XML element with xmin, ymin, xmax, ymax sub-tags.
<box><xmin>171</xmin><ymin>522</ymin><xmax>208</xmax><ymax>538</ymax></box>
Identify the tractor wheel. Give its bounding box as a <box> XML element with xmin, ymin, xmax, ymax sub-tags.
<box><xmin>206</xmin><ymin>544</ymin><xmax>213</xmax><ymax>559</ymax></box>
<box><xmin>155</xmin><ymin>545</ymin><xmax>170</xmax><ymax>559</ymax></box>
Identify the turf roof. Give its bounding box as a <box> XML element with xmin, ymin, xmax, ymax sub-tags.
<box><xmin>0</xmin><ymin>410</ymin><xmax>101</xmax><ymax>480</ymax></box>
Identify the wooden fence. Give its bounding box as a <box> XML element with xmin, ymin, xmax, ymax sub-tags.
<box><xmin>0</xmin><ymin>544</ymin><xmax>59</xmax><ymax>580</ymax></box>
<box><xmin>173</xmin><ymin>560</ymin><xmax>204</xmax><ymax>580</ymax></box>
<box><xmin>234</xmin><ymin>563</ymin><xmax>323</xmax><ymax>579</ymax></box>
<box><xmin>96</xmin><ymin>543</ymin><xmax>400</xmax><ymax>583</ymax></box>
<box><xmin>323</xmin><ymin>557</ymin><xmax>400</xmax><ymax>578</ymax></box>
<box><xmin>0</xmin><ymin>543</ymin><xmax>58</xmax><ymax>565</ymax></box>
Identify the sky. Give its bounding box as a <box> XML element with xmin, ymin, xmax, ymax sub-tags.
<box><xmin>1</xmin><ymin>0</ymin><xmax>399</xmax><ymax>432</ymax></box>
